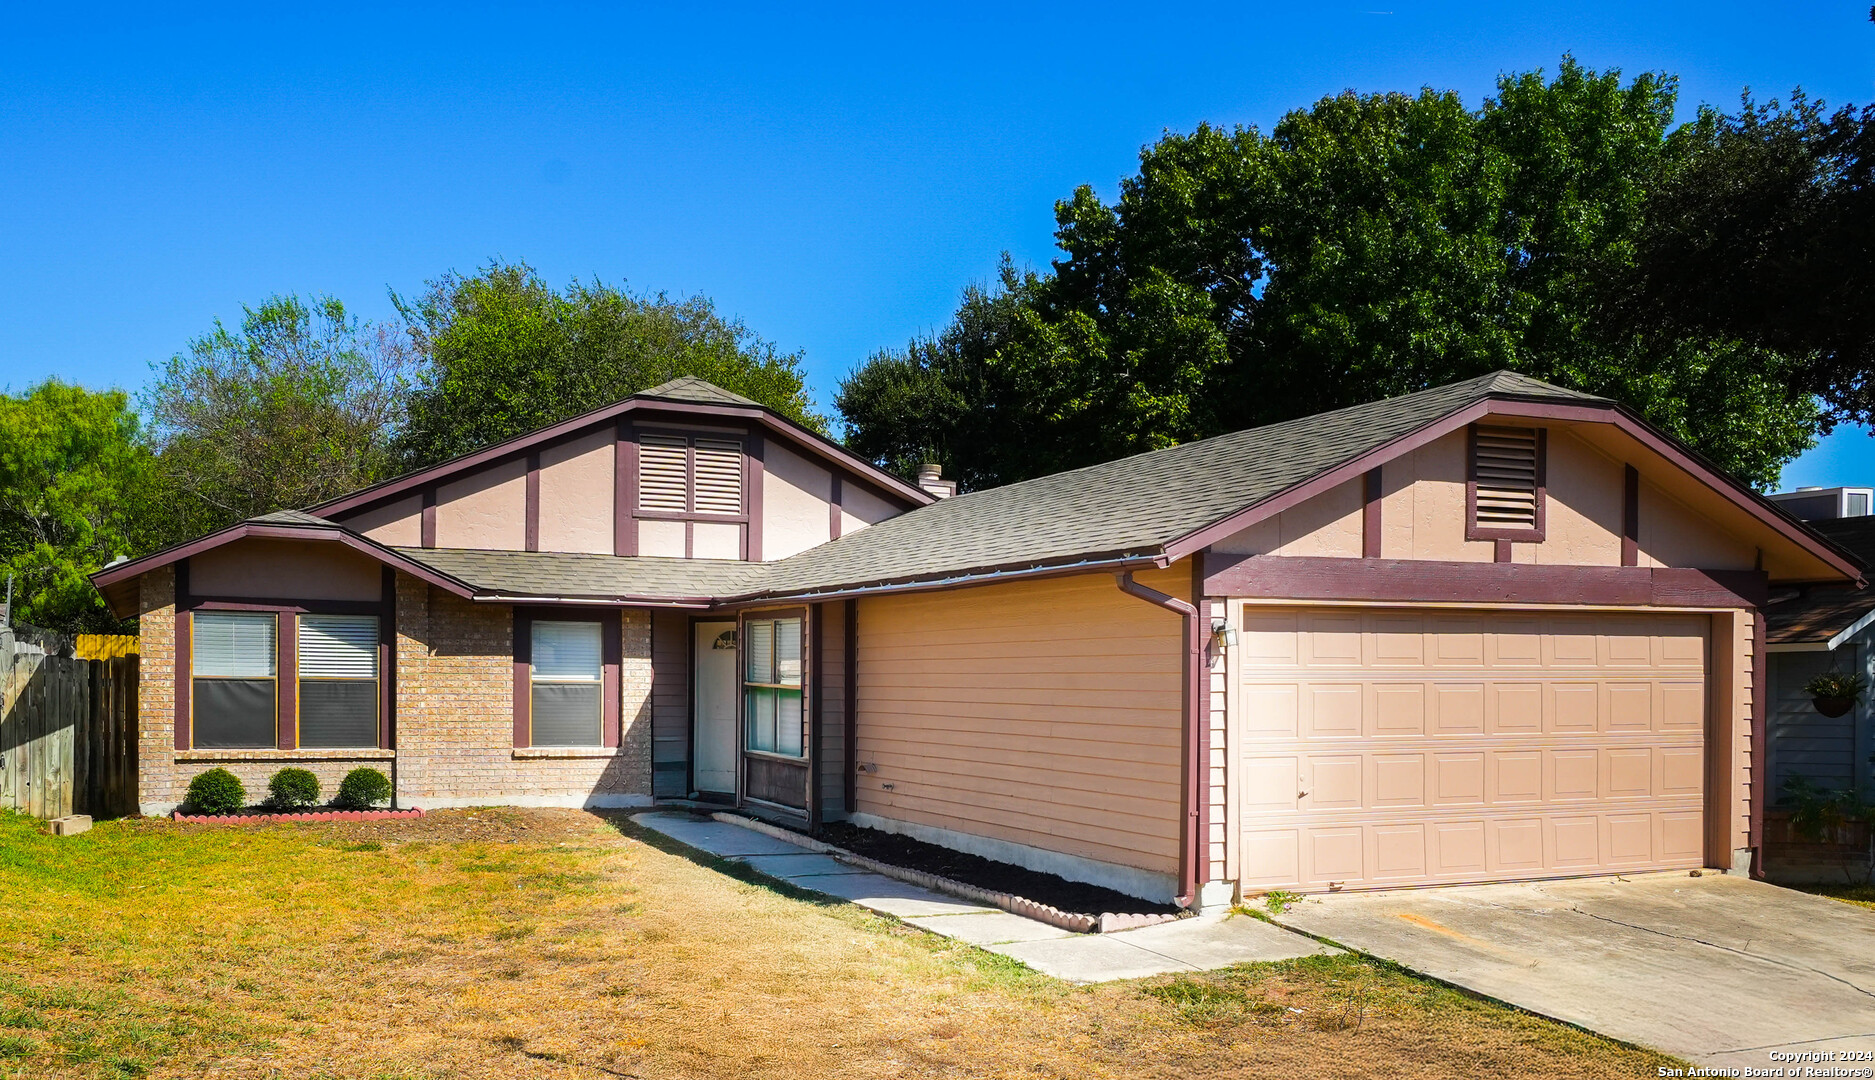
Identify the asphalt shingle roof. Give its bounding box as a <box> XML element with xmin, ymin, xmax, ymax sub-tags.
<box><xmin>636</xmin><ymin>376</ymin><xmax>765</xmax><ymax>408</ymax></box>
<box><xmin>741</xmin><ymin>371</ymin><xmax>1605</xmax><ymax>600</ymax></box>
<box><xmin>1766</xmin><ymin>516</ymin><xmax>1875</xmax><ymax>644</ymax></box>
<box><xmin>400</xmin><ymin>547</ymin><xmax>764</xmax><ymax>602</ymax></box>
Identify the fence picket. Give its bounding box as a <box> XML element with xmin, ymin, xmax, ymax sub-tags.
<box><xmin>0</xmin><ymin>627</ymin><xmax>139</xmax><ymax>820</ymax></box>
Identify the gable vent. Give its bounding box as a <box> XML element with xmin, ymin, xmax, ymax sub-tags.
<box><xmin>639</xmin><ymin>435</ymin><xmax>690</xmax><ymax>513</ymax></box>
<box><xmin>693</xmin><ymin>439</ymin><xmax>743</xmax><ymax>514</ymax></box>
<box><xmin>1472</xmin><ymin>425</ymin><xmax>1542</xmax><ymax>529</ymax></box>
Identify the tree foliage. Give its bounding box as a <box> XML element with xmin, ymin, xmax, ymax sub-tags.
<box><xmin>841</xmin><ymin>59</ymin><xmax>1826</xmax><ymax>492</ymax></box>
<box><xmin>0</xmin><ymin>381</ymin><xmax>152</xmax><ymax>632</ymax></box>
<box><xmin>393</xmin><ymin>261</ymin><xmax>823</xmax><ymax>468</ymax></box>
<box><xmin>142</xmin><ymin>295</ymin><xmax>416</xmax><ymax>539</ymax></box>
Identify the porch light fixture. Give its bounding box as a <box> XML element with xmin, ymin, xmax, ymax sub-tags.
<box><xmin>1211</xmin><ymin>619</ymin><xmax>1237</xmax><ymax>648</ymax></box>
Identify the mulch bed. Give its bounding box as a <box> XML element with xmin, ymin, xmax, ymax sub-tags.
<box><xmin>815</xmin><ymin>821</ymin><xmax>1180</xmax><ymax>916</ymax></box>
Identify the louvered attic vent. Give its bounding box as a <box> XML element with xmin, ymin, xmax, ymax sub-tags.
<box><xmin>637</xmin><ymin>433</ymin><xmax>744</xmax><ymax>515</ymax></box>
<box><xmin>1470</xmin><ymin>424</ymin><xmax>1545</xmax><ymax>538</ymax></box>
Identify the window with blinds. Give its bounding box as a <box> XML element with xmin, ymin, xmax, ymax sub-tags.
<box><xmin>744</xmin><ymin>616</ymin><xmax>804</xmax><ymax>757</ymax></box>
<box><xmin>636</xmin><ymin>433</ymin><xmax>743</xmax><ymax>515</ymax></box>
<box><xmin>1471</xmin><ymin>425</ymin><xmax>1544</xmax><ymax>535</ymax></box>
<box><xmin>192</xmin><ymin>611</ymin><xmax>277</xmax><ymax>748</ymax></box>
<box><xmin>531</xmin><ymin>620</ymin><xmax>603</xmax><ymax>747</ymax></box>
<box><xmin>298</xmin><ymin>614</ymin><xmax>379</xmax><ymax>748</ymax></box>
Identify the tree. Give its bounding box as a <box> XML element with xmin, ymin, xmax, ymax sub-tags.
<box><xmin>394</xmin><ymin>261</ymin><xmax>824</xmax><ymax>468</ymax></box>
<box><xmin>142</xmin><ymin>295</ymin><xmax>416</xmax><ymax>537</ymax></box>
<box><xmin>842</xmin><ymin>59</ymin><xmax>1825</xmax><ymax>492</ymax></box>
<box><xmin>0</xmin><ymin>381</ymin><xmax>153</xmax><ymax>632</ymax></box>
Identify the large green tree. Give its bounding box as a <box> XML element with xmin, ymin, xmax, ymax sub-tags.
<box><xmin>0</xmin><ymin>381</ymin><xmax>153</xmax><ymax>632</ymax></box>
<box><xmin>142</xmin><ymin>295</ymin><xmax>416</xmax><ymax>538</ymax></box>
<box><xmin>394</xmin><ymin>261</ymin><xmax>824</xmax><ymax>468</ymax></box>
<box><xmin>842</xmin><ymin>59</ymin><xmax>1824</xmax><ymax>491</ymax></box>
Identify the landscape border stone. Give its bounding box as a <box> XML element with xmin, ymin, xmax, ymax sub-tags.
<box><xmin>710</xmin><ymin>812</ymin><xmax>1183</xmax><ymax>935</ymax></box>
<box><xmin>170</xmin><ymin>808</ymin><xmax>425</xmax><ymax>824</ymax></box>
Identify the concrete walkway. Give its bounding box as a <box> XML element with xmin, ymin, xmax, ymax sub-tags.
<box><xmin>1269</xmin><ymin>873</ymin><xmax>1875</xmax><ymax>1070</ymax></box>
<box><xmin>632</xmin><ymin>811</ymin><xmax>1331</xmax><ymax>982</ymax></box>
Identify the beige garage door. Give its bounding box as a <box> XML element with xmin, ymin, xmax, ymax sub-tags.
<box><xmin>1237</xmin><ymin>606</ymin><xmax>1708</xmax><ymax>891</ymax></box>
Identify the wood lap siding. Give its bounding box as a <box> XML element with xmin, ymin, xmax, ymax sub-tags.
<box><xmin>852</xmin><ymin>565</ymin><xmax>1189</xmax><ymax>875</ymax></box>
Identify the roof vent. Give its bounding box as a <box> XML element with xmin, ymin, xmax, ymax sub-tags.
<box><xmin>917</xmin><ymin>463</ymin><xmax>956</xmax><ymax>499</ymax></box>
<box><xmin>1472</xmin><ymin>426</ymin><xmax>1541</xmax><ymax>530</ymax></box>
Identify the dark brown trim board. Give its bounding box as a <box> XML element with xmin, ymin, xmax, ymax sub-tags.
<box><xmin>615</xmin><ymin>420</ymin><xmax>638</xmax><ymax>557</ymax></box>
<box><xmin>174</xmin><ymin>558</ymin><xmax>191</xmax><ymax>751</ymax></box>
<box><xmin>421</xmin><ymin>490</ymin><xmax>437</xmax><ymax>549</ymax></box>
<box><xmin>1202</xmin><ymin>553</ymin><xmax>1770</xmax><ymax>610</ymax></box>
<box><xmin>807</xmin><ymin>602</ymin><xmax>824</xmax><ymax>830</ymax></box>
<box><xmin>524</xmin><ymin>452</ymin><xmax>541</xmax><ymax>552</ymax></box>
<box><xmin>511</xmin><ymin>609</ymin><xmax>531</xmax><ymax>749</ymax></box>
<box><xmin>829</xmin><ymin>475</ymin><xmax>844</xmax><ymax>541</ymax></box>
<box><xmin>1361</xmin><ymin>467</ymin><xmax>1382</xmax><ymax>558</ymax></box>
<box><xmin>1749</xmin><ymin>606</ymin><xmax>1768</xmax><ymax>865</ymax></box>
<box><xmin>380</xmin><ymin>566</ymin><xmax>396</xmax><ymax>752</ymax></box>
<box><xmin>842</xmin><ymin>597</ymin><xmax>857</xmax><ymax>816</ymax></box>
<box><xmin>1623</xmin><ymin>464</ymin><xmax>1641</xmax><ymax>567</ymax></box>
<box><xmin>746</xmin><ymin>431</ymin><xmax>765</xmax><ymax>562</ymax></box>
<box><xmin>276</xmin><ymin>610</ymin><xmax>298</xmax><ymax>750</ymax></box>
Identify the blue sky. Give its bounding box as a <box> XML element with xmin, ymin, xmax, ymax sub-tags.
<box><xmin>3</xmin><ymin>2</ymin><xmax>1872</xmax><ymax>488</ymax></box>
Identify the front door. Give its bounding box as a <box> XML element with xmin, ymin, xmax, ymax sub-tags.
<box><xmin>692</xmin><ymin>620</ymin><xmax>740</xmax><ymax>796</ymax></box>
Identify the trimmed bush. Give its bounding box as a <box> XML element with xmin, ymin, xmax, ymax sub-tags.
<box><xmin>335</xmin><ymin>767</ymin><xmax>393</xmax><ymax>810</ymax></box>
<box><xmin>267</xmin><ymin>768</ymin><xmax>320</xmax><ymax>810</ymax></box>
<box><xmin>185</xmin><ymin>768</ymin><xmax>246</xmax><ymax>815</ymax></box>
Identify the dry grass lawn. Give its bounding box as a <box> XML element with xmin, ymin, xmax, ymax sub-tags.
<box><xmin>1795</xmin><ymin>882</ymin><xmax>1875</xmax><ymax>910</ymax></box>
<box><xmin>0</xmin><ymin>807</ymin><xmax>1681</xmax><ymax>1079</ymax></box>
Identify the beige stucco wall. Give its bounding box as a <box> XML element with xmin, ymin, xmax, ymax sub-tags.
<box><xmin>638</xmin><ymin>519</ymin><xmax>686</xmax><ymax>558</ymax></box>
<box><xmin>840</xmin><ymin>483</ymin><xmax>899</xmax><ymax>539</ymax></box>
<box><xmin>763</xmin><ymin>442</ymin><xmax>834</xmax><ymax>560</ymax></box>
<box><xmin>345</xmin><ymin>495</ymin><xmax>422</xmax><ymax>547</ymax></box>
<box><xmin>852</xmin><ymin>562</ymin><xmax>1191</xmax><ymax>885</ymax></box>
<box><xmin>189</xmin><ymin>538</ymin><xmax>383</xmax><ymax>601</ymax></box>
<box><xmin>1214</xmin><ymin>427</ymin><xmax>1763</xmax><ymax>570</ymax></box>
<box><xmin>538</xmin><ymin>429</ymin><xmax>615</xmax><ymax>555</ymax></box>
<box><xmin>434</xmin><ymin>456</ymin><xmax>527</xmax><ymax>550</ymax></box>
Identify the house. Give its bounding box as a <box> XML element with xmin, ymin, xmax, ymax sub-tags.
<box><xmin>1760</xmin><ymin>500</ymin><xmax>1875</xmax><ymax>878</ymax></box>
<box><xmin>91</xmin><ymin>372</ymin><xmax>1863</xmax><ymax>907</ymax></box>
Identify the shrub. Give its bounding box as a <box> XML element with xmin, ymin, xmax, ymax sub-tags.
<box><xmin>267</xmin><ymin>768</ymin><xmax>320</xmax><ymax>810</ymax></box>
<box><xmin>185</xmin><ymin>768</ymin><xmax>246</xmax><ymax>815</ymax></box>
<box><xmin>335</xmin><ymin>767</ymin><xmax>393</xmax><ymax>809</ymax></box>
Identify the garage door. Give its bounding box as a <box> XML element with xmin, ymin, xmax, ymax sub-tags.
<box><xmin>1236</xmin><ymin>607</ymin><xmax>1708</xmax><ymax>891</ymax></box>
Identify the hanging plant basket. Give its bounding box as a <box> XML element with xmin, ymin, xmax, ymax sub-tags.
<box><xmin>1803</xmin><ymin>670</ymin><xmax>1867</xmax><ymax>718</ymax></box>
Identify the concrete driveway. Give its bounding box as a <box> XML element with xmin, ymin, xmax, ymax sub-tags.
<box><xmin>1268</xmin><ymin>873</ymin><xmax>1875</xmax><ymax>1070</ymax></box>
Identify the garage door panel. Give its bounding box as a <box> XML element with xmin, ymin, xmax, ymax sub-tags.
<box><xmin>1490</xmin><ymin>683</ymin><xmax>1543</xmax><ymax>733</ymax></box>
<box><xmin>1238</xmin><ymin>605</ymin><xmax>1708</xmax><ymax>892</ymax></box>
<box><xmin>1370</xmin><ymin>753</ymin><xmax>1427</xmax><ymax>808</ymax></box>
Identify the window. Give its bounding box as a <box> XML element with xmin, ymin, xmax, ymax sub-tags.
<box><xmin>192</xmin><ymin>611</ymin><xmax>277</xmax><ymax>748</ymax></box>
<box><xmin>744</xmin><ymin>616</ymin><xmax>803</xmax><ymax>757</ymax></box>
<box><xmin>531</xmin><ymin>621</ymin><xmax>603</xmax><ymax>747</ymax></box>
<box><xmin>1468</xmin><ymin>424</ymin><xmax>1546</xmax><ymax>540</ymax></box>
<box><xmin>299</xmin><ymin>615</ymin><xmax>379</xmax><ymax>748</ymax></box>
<box><xmin>638</xmin><ymin>433</ymin><xmax>743</xmax><ymax>515</ymax></box>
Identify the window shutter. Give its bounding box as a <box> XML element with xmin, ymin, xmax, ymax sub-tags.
<box><xmin>773</xmin><ymin>618</ymin><xmax>802</xmax><ymax>685</ymax></box>
<box><xmin>693</xmin><ymin>439</ymin><xmax>743</xmax><ymax>514</ymax></box>
<box><xmin>746</xmin><ymin>620</ymin><xmax>775</xmax><ymax>683</ymax></box>
<box><xmin>639</xmin><ymin>435</ymin><xmax>690</xmax><ymax>512</ymax></box>
<box><xmin>532</xmin><ymin>621</ymin><xmax>602</xmax><ymax>680</ymax></box>
<box><xmin>193</xmin><ymin>612</ymin><xmax>276</xmax><ymax>678</ymax></box>
<box><xmin>298</xmin><ymin>615</ymin><xmax>378</xmax><ymax>678</ymax></box>
<box><xmin>1473</xmin><ymin>426</ymin><xmax>1541</xmax><ymax>530</ymax></box>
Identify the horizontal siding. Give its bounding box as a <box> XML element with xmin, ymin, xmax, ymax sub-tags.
<box><xmin>1769</xmin><ymin>648</ymin><xmax>1859</xmax><ymax>796</ymax></box>
<box><xmin>853</xmin><ymin>563</ymin><xmax>1188</xmax><ymax>876</ymax></box>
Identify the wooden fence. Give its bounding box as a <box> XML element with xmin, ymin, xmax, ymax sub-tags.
<box><xmin>0</xmin><ymin>624</ymin><xmax>139</xmax><ymax>819</ymax></box>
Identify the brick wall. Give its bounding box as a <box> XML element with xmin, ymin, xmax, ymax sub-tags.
<box><xmin>393</xmin><ymin>574</ymin><xmax>652</xmax><ymax>807</ymax></box>
<box><xmin>135</xmin><ymin>567</ymin><xmax>654</xmax><ymax>813</ymax></box>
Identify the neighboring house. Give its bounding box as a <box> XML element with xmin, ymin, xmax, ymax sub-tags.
<box><xmin>1763</xmin><ymin>511</ymin><xmax>1875</xmax><ymax>806</ymax></box>
<box><xmin>91</xmin><ymin>372</ymin><xmax>1863</xmax><ymax>908</ymax></box>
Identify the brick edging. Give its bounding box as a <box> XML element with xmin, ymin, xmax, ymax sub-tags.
<box><xmin>171</xmin><ymin>808</ymin><xmax>425</xmax><ymax>824</ymax></box>
<box><xmin>709</xmin><ymin>812</ymin><xmax>1183</xmax><ymax>935</ymax></box>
